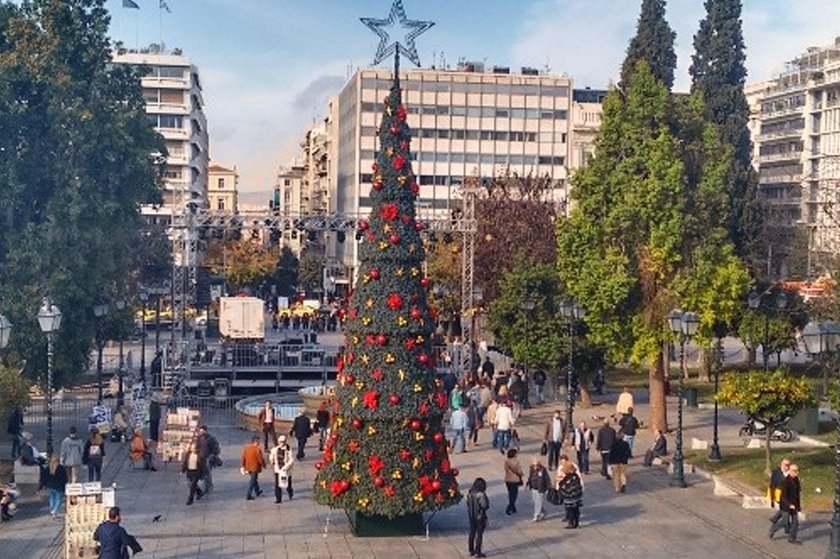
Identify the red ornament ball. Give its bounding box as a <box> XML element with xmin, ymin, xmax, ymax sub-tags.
<box><xmin>433</xmin><ymin>431</ymin><xmax>444</xmax><ymax>443</ymax></box>
<box><xmin>432</xmin><ymin>480</ymin><xmax>442</xmax><ymax>491</ymax></box>
<box><xmin>420</xmin><ymin>277</ymin><xmax>431</xmax><ymax>289</ymax></box>
<box><xmin>358</xmin><ymin>220</ymin><xmax>370</xmax><ymax>231</ymax></box>
<box><xmin>389</xmin><ymin>233</ymin><xmax>401</xmax><ymax>245</ymax></box>
<box><xmin>410</xmin><ymin>307</ymin><xmax>422</xmax><ymax>320</ymax></box>
<box><xmin>315</xmin><ymin>460</ymin><xmax>324</xmax><ymax>470</ymax></box>
<box><xmin>418</xmin><ymin>353</ymin><xmax>430</xmax><ymax>365</ymax></box>
<box><xmin>351</xmin><ymin>418</ymin><xmax>362</xmax><ymax>430</ymax></box>
<box><xmin>410</xmin><ymin>182</ymin><xmax>420</xmax><ymax>194</ymax></box>
<box><xmin>389</xmin><ymin>393</ymin><xmax>401</xmax><ymax>405</ymax></box>
<box><xmin>344</xmin><ymin>373</ymin><xmax>355</xmax><ymax>386</ymax></box>
<box><xmin>340</xmin><ymin>480</ymin><xmax>350</xmax><ymax>491</ymax></box>
<box><xmin>373</xmin><ymin>476</ymin><xmax>385</xmax><ymax>487</ymax></box>
<box><xmin>409</xmin><ymin>419</ymin><xmax>422</xmax><ymax>431</ymax></box>
<box><xmin>414</xmin><ymin>220</ymin><xmax>424</xmax><ymax>231</ymax></box>
<box><xmin>376</xmin><ymin>333</ymin><xmax>388</xmax><ymax>346</ymax></box>
<box><xmin>369</xmin><ymin>268</ymin><xmax>380</xmax><ymax>280</ymax></box>
<box><xmin>452</xmin><ymin>468</ymin><xmax>460</xmax><ymax>477</ymax></box>
<box><xmin>387</xmin><ymin>293</ymin><xmax>403</xmax><ymax>310</ymax></box>
<box><xmin>389</xmin><ymin>125</ymin><xmax>400</xmax><ymax>135</ymax></box>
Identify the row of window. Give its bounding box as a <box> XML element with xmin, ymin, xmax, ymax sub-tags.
<box><xmin>362</xmin><ymin>78</ymin><xmax>569</xmax><ymax>97</ymax></box>
<box><xmin>359</xmin><ymin>161</ymin><xmax>564</xmax><ymax>185</ymax></box>
<box><xmin>759</xmin><ymin>140</ymin><xmax>803</xmax><ymax>156</ymax></box>
<box><xmin>148</xmin><ymin>114</ymin><xmax>183</xmax><ymax>129</ymax></box>
<box><xmin>361</xmin><ymin>102</ymin><xmax>568</xmax><ymax>120</ymax></box>
<box><xmin>359</xmin><ymin>152</ymin><xmax>565</xmax><ymax>166</ymax></box>
<box><xmin>144</xmin><ymin>65</ymin><xmax>187</xmax><ymax>79</ymax></box>
<box><xmin>363</xmin><ymin>127</ymin><xmax>566</xmax><ymax>143</ymax></box>
<box><xmin>760</xmin><ymin>118</ymin><xmax>804</xmax><ymax>136</ymax></box>
<box><xmin>762</xmin><ymin>94</ymin><xmax>805</xmax><ymax>115</ymax></box>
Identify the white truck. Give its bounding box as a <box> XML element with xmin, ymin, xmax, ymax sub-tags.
<box><xmin>219</xmin><ymin>297</ymin><xmax>265</xmax><ymax>341</ymax></box>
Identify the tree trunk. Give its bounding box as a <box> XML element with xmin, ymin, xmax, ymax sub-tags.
<box><xmin>579</xmin><ymin>383</ymin><xmax>592</xmax><ymax>408</ymax></box>
<box><xmin>747</xmin><ymin>346</ymin><xmax>756</xmax><ymax>368</ymax></box>
<box><xmin>764</xmin><ymin>426</ymin><xmax>772</xmax><ymax>476</ymax></box>
<box><xmin>649</xmin><ymin>346</ymin><xmax>668</xmax><ymax>433</ymax></box>
<box><xmin>700</xmin><ymin>347</ymin><xmax>711</xmax><ymax>383</ymax></box>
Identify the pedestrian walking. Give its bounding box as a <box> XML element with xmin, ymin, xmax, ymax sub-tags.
<box><xmin>618</xmin><ymin>407</ymin><xmax>640</xmax><ymax>456</ymax></box>
<box><xmin>316</xmin><ymin>401</ymin><xmax>331</xmax><ymax>451</ymax></box>
<box><xmin>269</xmin><ymin>435</ymin><xmax>295</xmax><ymax>502</ymax></box>
<box><xmin>503</xmin><ymin>448</ymin><xmax>524</xmax><ymax>515</ymax></box>
<box><xmin>532</xmin><ymin>370</ymin><xmax>547</xmax><ymax>404</ymax></box>
<box><xmin>494</xmin><ymin>400</ymin><xmax>515</xmax><ymax>454</ymax></box>
<box><xmin>486</xmin><ymin>399</ymin><xmax>499</xmax><ymax>449</ymax></box>
<box><xmin>241</xmin><ymin>435</ymin><xmax>265</xmax><ymax>500</ymax></box>
<box><xmin>450</xmin><ymin>403</ymin><xmax>468</xmax><ymax>453</ymax></box>
<box><xmin>291</xmin><ymin>408</ymin><xmax>313</xmax><ymax>460</ymax></box>
<box><xmin>59</xmin><ymin>426</ymin><xmax>85</xmax><ymax>483</ymax></box>
<box><xmin>558</xmin><ymin>461</ymin><xmax>583</xmax><ymax>529</ymax></box>
<box><xmin>181</xmin><ymin>441</ymin><xmax>206</xmax><ymax>505</ymax></box>
<box><xmin>39</xmin><ymin>455</ymin><xmax>68</xmax><ymax>518</ymax></box>
<box><xmin>93</xmin><ymin>507</ymin><xmax>142</xmax><ymax>559</ymax></box>
<box><xmin>149</xmin><ymin>395</ymin><xmax>162</xmax><ymax>443</ymax></box>
<box><xmin>643</xmin><ymin>429</ymin><xmax>668</xmax><ymax>467</ymax></box>
<box><xmin>257</xmin><ymin>400</ymin><xmax>277</xmax><ymax>451</ymax></box>
<box><xmin>466</xmin><ymin>477</ymin><xmax>489</xmax><ymax>558</ymax></box>
<box><xmin>83</xmin><ymin>427</ymin><xmax>106</xmax><ymax>482</ymax></box>
<box><xmin>544</xmin><ymin>410</ymin><xmax>565</xmax><ymax>471</ymax></box>
<box><xmin>769</xmin><ymin>457</ymin><xmax>792</xmax><ymax>535</ymax></box>
<box><xmin>573</xmin><ymin>421</ymin><xmax>594</xmax><ymax>474</ymax></box>
<box><xmin>526</xmin><ymin>456</ymin><xmax>550</xmax><ymax>522</ymax></box>
<box><xmin>467</xmin><ymin>399</ymin><xmax>481</xmax><ymax>446</ymax></box>
<box><xmin>596</xmin><ymin>419</ymin><xmax>616</xmax><ymax>480</ymax></box>
<box><xmin>609</xmin><ymin>431</ymin><xmax>631</xmax><ymax>493</ymax></box>
<box><xmin>615</xmin><ymin>386</ymin><xmax>634</xmax><ymax>417</ymax></box>
<box><xmin>129</xmin><ymin>428</ymin><xmax>156</xmax><ymax>471</ymax></box>
<box><xmin>195</xmin><ymin>425</ymin><xmax>220</xmax><ymax>493</ymax></box>
<box><xmin>6</xmin><ymin>407</ymin><xmax>24</xmax><ymax>461</ymax></box>
<box><xmin>769</xmin><ymin>463</ymin><xmax>802</xmax><ymax>544</ymax></box>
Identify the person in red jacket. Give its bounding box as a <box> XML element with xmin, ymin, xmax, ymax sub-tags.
<box><xmin>241</xmin><ymin>435</ymin><xmax>266</xmax><ymax>500</ymax></box>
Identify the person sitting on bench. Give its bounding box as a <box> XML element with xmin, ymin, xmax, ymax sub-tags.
<box><xmin>643</xmin><ymin>430</ymin><xmax>668</xmax><ymax>467</ymax></box>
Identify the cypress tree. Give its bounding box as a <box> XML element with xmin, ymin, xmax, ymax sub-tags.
<box><xmin>690</xmin><ymin>0</ymin><xmax>762</xmax><ymax>263</ymax></box>
<box><xmin>620</xmin><ymin>0</ymin><xmax>677</xmax><ymax>91</ymax></box>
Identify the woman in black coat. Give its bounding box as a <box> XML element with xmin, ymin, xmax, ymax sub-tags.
<box><xmin>558</xmin><ymin>462</ymin><xmax>583</xmax><ymax>528</ymax></box>
<box><xmin>466</xmin><ymin>477</ymin><xmax>489</xmax><ymax>558</ymax></box>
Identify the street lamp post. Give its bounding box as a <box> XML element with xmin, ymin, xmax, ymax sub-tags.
<box><xmin>802</xmin><ymin>320</ymin><xmax>840</xmax><ymax>558</ymax></box>
<box><xmin>93</xmin><ymin>300</ymin><xmax>108</xmax><ymax>403</ymax></box>
<box><xmin>139</xmin><ymin>290</ymin><xmax>148</xmax><ymax>385</ymax></box>
<box><xmin>667</xmin><ymin>309</ymin><xmax>699</xmax><ymax>488</ymax></box>
<box><xmin>560</xmin><ymin>299</ymin><xmax>585</xmax><ymax>439</ymax></box>
<box><xmin>115</xmin><ymin>298</ymin><xmax>126</xmax><ymax>408</ymax></box>
<box><xmin>38</xmin><ymin>298</ymin><xmax>62</xmax><ymax>457</ymax></box>
<box><xmin>748</xmin><ymin>290</ymin><xmax>788</xmax><ymax>371</ymax></box>
<box><xmin>709</xmin><ymin>335</ymin><xmax>724</xmax><ymax>462</ymax></box>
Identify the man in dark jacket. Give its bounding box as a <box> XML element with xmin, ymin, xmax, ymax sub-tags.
<box><xmin>768</xmin><ymin>457</ymin><xmax>791</xmax><ymax>533</ymax></box>
<box><xmin>595</xmin><ymin>419</ymin><xmax>616</xmax><ymax>480</ymax></box>
<box><xmin>618</xmin><ymin>407</ymin><xmax>640</xmax><ymax>456</ymax></box>
<box><xmin>148</xmin><ymin>397</ymin><xmax>162</xmax><ymax>443</ymax></box>
<box><xmin>770</xmin><ymin>463</ymin><xmax>802</xmax><ymax>544</ymax></box>
<box><xmin>316</xmin><ymin>402</ymin><xmax>331</xmax><ymax>451</ymax></box>
<box><xmin>93</xmin><ymin>507</ymin><xmax>142</xmax><ymax>559</ymax></box>
<box><xmin>291</xmin><ymin>408</ymin><xmax>312</xmax><ymax>460</ymax></box>
<box><xmin>609</xmin><ymin>432</ymin><xmax>632</xmax><ymax>493</ymax></box>
<box><xmin>6</xmin><ymin>407</ymin><xmax>24</xmax><ymax>461</ymax></box>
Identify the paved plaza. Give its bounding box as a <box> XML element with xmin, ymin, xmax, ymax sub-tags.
<box><xmin>0</xmin><ymin>387</ymin><xmax>831</xmax><ymax>559</ymax></box>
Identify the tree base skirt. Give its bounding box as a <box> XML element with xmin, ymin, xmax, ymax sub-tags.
<box><xmin>349</xmin><ymin>511</ymin><xmax>424</xmax><ymax>537</ymax></box>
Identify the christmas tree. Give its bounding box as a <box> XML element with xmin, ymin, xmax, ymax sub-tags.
<box><xmin>313</xmin><ymin>61</ymin><xmax>460</xmax><ymax>522</ymax></box>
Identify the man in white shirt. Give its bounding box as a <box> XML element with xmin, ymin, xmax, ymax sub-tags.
<box><xmin>543</xmin><ymin>411</ymin><xmax>564</xmax><ymax>471</ymax></box>
<box><xmin>494</xmin><ymin>401</ymin><xmax>515</xmax><ymax>454</ymax></box>
<box><xmin>449</xmin><ymin>404</ymin><xmax>468</xmax><ymax>453</ymax></box>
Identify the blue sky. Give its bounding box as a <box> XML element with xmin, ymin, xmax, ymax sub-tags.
<box><xmin>103</xmin><ymin>0</ymin><xmax>840</xmax><ymax>196</ymax></box>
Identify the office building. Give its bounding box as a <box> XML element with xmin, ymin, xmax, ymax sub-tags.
<box><xmin>113</xmin><ymin>46</ymin><xmax>210</xmax><ymax>222</ymax></box>
<box><xmin>207</xmin><ymin>163</ymin><xmax>239</xmax><ymax>212</ymax></box>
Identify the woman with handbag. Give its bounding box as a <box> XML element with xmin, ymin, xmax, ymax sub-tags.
<box><xmin>558</xmin><ymin>462</ymin><xmax>583</xmax><ymax>529</ymax></box>
<box><xmin>503</xmin><ymin>448</ymin><xmax>524</xmax><ymax>515</ymax></box>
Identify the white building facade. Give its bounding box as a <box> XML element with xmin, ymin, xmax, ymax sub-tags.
<box><xmin>113</xmin><ymin>47</ymin><xmax>210</xmax><ymax>222</ymax></box>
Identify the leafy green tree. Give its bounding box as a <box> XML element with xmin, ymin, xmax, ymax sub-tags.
<box><xmin>488</xmin><ymin>257</ymin><xmax>605</xmax><ymax>407</ymax></box>
<box><xmin>690</xmin><ymin>0</ymin><xmax>761</xmax><ymax>264</ymax></box>
<box><xmin>0</xmin><ymin>0</ymin><xmax>163</xmax><ymax>385</ymax></box>
<box><xmin>204</xmin><ymin>238</ymin><xmax>278</xmax><ymax>294</ymax></box>
<box><xmin>619</xmin><ymin>0</ymin><xmax>677</xmax><ymax>91</ymax></box>
<box><xmin>313</xmin><ymin>73</ymin><xmax>460</xmax><ymax>519</ymax></box>
<box><xmin>298</xmin><ymin>247</ymin><xmax>325</xmax><ymax>297</ymax></box>
<box><xmin>273</xmin><ymin>246</ymin><xmax>299</xmax><ymax>298</ymax></box>
<box><xmin>0</xmin><ymin>363</ymin><xmax>31</xmax><ymax>426</ymax></box>
<box><xmin>424</xmin><ymin>239</ymin><xmax>462</xmax><ymax>338</ymax></box>
<box><xmin>718</xmin><ymin>369</ymin><xmax>815</xmax><ymax>472</ymax></box>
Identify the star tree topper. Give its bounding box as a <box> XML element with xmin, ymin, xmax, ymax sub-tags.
<box><xmin>361</xmin><ymin>0</ymin><xmax>434</xmax><ymax>68</ymax></box>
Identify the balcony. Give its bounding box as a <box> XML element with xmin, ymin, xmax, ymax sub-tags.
<box><xmin>759</xmin><ymin>151</ymin><xmax>803</xmax><ymax>164</ymax></box>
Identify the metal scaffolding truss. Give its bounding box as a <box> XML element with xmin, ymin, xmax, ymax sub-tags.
<box><xmin>164</xmin><ymin>185</ymin><xmax>480</xmax><ymax>375</ymax></box>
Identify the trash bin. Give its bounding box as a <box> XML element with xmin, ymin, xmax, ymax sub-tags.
<box><xmin>686</xmin><ymin>387</ymin><xmax>699</xmax><ymax>408</ymax></box>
